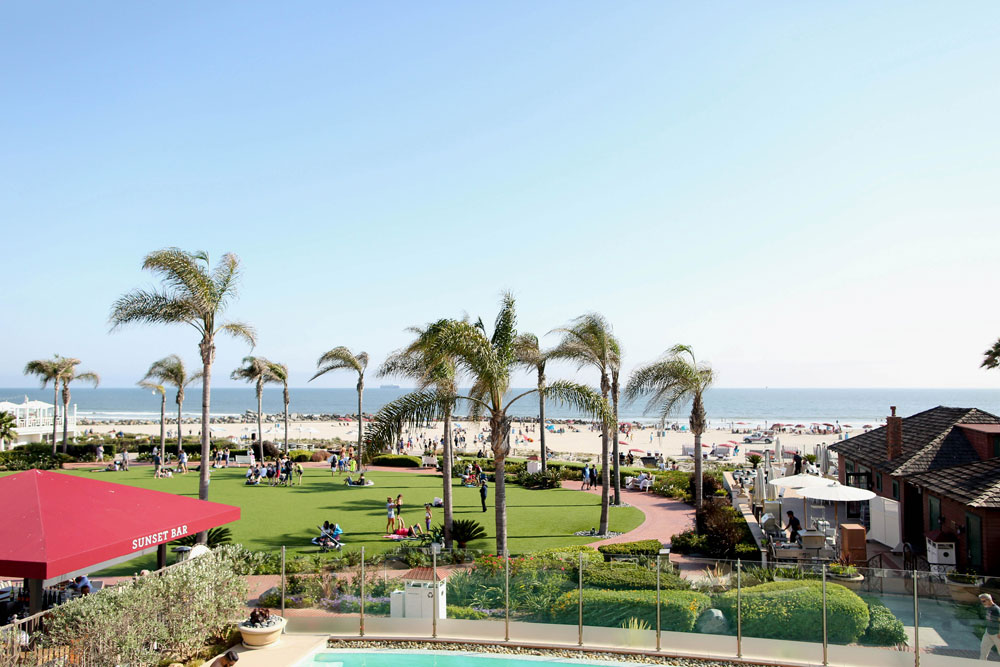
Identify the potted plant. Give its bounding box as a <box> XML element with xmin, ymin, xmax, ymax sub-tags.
<box><xmin>947</xmin><ymin>571</ymin><xmax>981</xmax><ymax>604</ymax></box>
<box><xmin>238</xmin><ymin>606</ymin><xmax>286</xmax><ymax>649</ymax></box>
<box><xmin>829</xmin><ymin>563</ymin><xmax>865</xmax><ymax>591</ymax></box>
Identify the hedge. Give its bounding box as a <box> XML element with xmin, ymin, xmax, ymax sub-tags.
<box><xmin>0</xmin><ymin>449</ymin><xmax>72</xmax><ymax>471</ymax></box>
<box><xmin>371</xmin><ymin>454</ymin><xmax>421</xmax><ymax>467</ymax></box>
<box><xmin>860</xmin><ymin>596</ymin><xmax>908</xmax><ymax>646</ymax></box>
<box><xmin>597</xmin><ymin>540</ymin><xmax>663</xmax><ymax>558</ymax></box>
<box><xmin>447</xmin><ymin>605</ymin><xmax>489</xmax><ymax>620</ymax></box>
<box><xmin>578</xmin><ymin>562</ymin><xmax>689</xmax><ymax>591</ymax></box>
<box><xmin>550</xmin><ymin>588</ymin><xmax>709</xmax><ymax>631</ymax></box>
<box><xmin>716</xmin><ymin>581</ymin><xmax>869</xmax><ymax>644</ymax></box>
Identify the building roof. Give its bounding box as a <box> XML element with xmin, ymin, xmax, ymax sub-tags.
<box><xmin>909</xmin><ymin>458</ymin><xmax>1000</xmax><ymax>509</ymax></box>
<box><xmin>402</xmin><ymin>566</ymin><xmax>445</xmax><ymax>581</ymax></box>
<box><xmin>829</xmin><ymin>406</ymin><xmax>1000</xmax><ymax>477</ymax></box>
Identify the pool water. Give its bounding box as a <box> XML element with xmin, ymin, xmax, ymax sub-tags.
<box><xmin>305</xmin><ymin>649</ymin><xmax>626</xmax><ymax>666</ymax></box>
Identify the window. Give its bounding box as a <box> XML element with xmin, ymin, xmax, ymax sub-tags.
<box><xmin>892</xmin><ymin>480</ymin><xmax>899</xmax><ymax>499</ymax></box>
<box><xmin>967</xmin><ymin>513</ymin><xmax>983</xmax><ymax>569</ymax></box>
<box><xmin>993</xmin><ymin>435</ymin><xmax>1000</xmax><ymax>458</ymax></box>
<box><xmin>845</xmin><ymin>460</ymin><xmax>855</xmax><ymax>474</ymax></box>
<box><xmin>929</xmin><ymin>495</ymin><xmax>941</xmax><ymax>530</ymax></box>
<box><xmin>875</xmin><ymin>473</ymin><xmax>882</xmax><ymax>492</ymax></box>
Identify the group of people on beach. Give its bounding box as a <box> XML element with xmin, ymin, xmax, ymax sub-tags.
<box><xmin>244</xmin><ymin>456</ymin><xmax>304</xmax><ymax>486</ymax></box>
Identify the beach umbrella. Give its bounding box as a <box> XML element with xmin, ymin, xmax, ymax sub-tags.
<box><xmin>819</xmin><ymin>445</ymin><xmax>830</xmax><ymax>476</ymax></box>
<box><xmin>767</xmin><ymin>473</ymin><xmax>829</xmax><ymax>491</ymax></box>
<box><xmin>774</xmin><ymin>437</ymin><xmax>782</xmax><ymax>463</ymax></box>
<box><xmin>795</xmin><ymin>424</ymin><xmax>805</xmax><ymax>428</ymax></box>
<box><xmin>799</xmin><ymin>481</ymin><xmax>876</xmax><ymax>527</ymax></box>
<box><xmin>753</xmin><ymin>466</ymin><xmax>767</xmax><ymax>507</ymax></box>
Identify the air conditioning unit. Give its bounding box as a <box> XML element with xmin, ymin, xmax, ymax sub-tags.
<box><xmin>926</xmin><ymin>537</ymin><xmax>956</xmax><ymax>566</ymax></box>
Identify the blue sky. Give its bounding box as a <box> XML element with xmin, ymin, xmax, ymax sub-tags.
<box><xmin>2</xmin><ymin>2</ymin><xmax>1000</xmax><ymax>389</ymax></box>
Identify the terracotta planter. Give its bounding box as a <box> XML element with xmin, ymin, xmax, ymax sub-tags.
<box><xmin>947</xmin><ymin>581</ymin><xmax>980</xmax><ymax>604</ymax></box>
<box><xmin>239</xmin><ymin>615</ymin><xmax>286</xmax><ymax>649</ymax></box>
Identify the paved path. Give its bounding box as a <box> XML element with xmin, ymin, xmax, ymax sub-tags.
<box><xmin>579</xmin><ymin>485</ymin><xmax>694</xmax><ymax>548</ymax></box>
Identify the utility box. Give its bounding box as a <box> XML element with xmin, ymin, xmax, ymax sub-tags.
<box><xmin>926</xmin><ymin>533</ymin><xmax>957</xmax><ymax>574</ymax></box>
<box><xmin>398</xmin><ymin>567</ymin><xmax>447</xmax><ymax>619</ymax></box>
<box><xmin>526</xmin><ymin>460</ymin><xmax>541</xmax><ymax>474</ymax></box>
<box><xmin>389</xmin><ymin>590</ymin><xmax>405</xmax><ymax>618</ymax></box>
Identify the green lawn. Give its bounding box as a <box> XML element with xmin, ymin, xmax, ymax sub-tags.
<box><xmin>16</xmin><ymin>466</ymin><xmax>643</xmax><ymax>574</ymax></box>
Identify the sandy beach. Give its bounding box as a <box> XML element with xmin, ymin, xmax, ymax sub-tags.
<box><xmin>86</xmin><ymin>417</ymin><xmax>849</xmax><ymax>464</ymax></box>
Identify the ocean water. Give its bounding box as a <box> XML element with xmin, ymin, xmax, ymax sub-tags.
<box><xmin>2</xmin><ymin>386</ymin><xmax>998</xmax><ymax>426</ymax></box>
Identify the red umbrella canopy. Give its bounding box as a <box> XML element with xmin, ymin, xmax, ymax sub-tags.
<box><xmin>0</xmin><ymin>470</ymin><xmax>240</xmax><ymax>582</ymax></box>
<box><xmin>795</xmin><ymin>424</ymin><xmax>806</xmax><ymax>428</ymax></box>
<box><xmin>629</xmin><ymin>448</ymin><xmax>645</xmax><ymax>453</ymax></box>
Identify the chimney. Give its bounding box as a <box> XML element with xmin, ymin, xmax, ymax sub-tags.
<box><xmin>886</xmin><ymin>406</ymin><xmax>903</xmax><ymax>460</ymax></box>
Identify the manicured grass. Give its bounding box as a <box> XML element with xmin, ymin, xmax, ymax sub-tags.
<box><xmin>10</xmin><ymin>466</ymin><xmax>643</xmax><ymax>574</ymax></box>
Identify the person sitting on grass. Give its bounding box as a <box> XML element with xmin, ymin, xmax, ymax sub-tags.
<box><xmin>345</xmin><ymin>472</ymin><xmax>367</xmax><ymax>486</ymax></box>
<box><xmin>245</xmin><ymin>465</ymin><xmax>260</xmax><ymax>485</ymax></box>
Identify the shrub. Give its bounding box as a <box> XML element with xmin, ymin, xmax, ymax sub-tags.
<box><xmin>371</xmin><ymin>454</ymin><xmax>421</xmax><ymax>467</ymax></box>
<box><xmin>212</xmin><ymin>544</ymin><xmax>281</xmax><ymax>575</ymax></box>
<box><xmin>715</xmin><ymin>581</ymin><xmax>869</xmax><ymax>644</ymax></box>
<box><xmin>746</xmin><ymin>454</ymin><xmax>763</xmax><ymax>468</ymax></box>
<box><xmin>597</xmin><ymin>539</ymin><xmax>662</xmax><ymax>559</ymax></box>
<box><xmin>447</xmin><ymin>605</ymin><xmax>489</xmax><ymax>620</ymax></box>
<box><xmin>450</xmin><ymin>519</ymin><xmax>488</xmax><ymax>548</ymax></box>
<box><xmin>860</xmin><ymin>596</ymin><xmax>908</xmax><ymax>646</ymax></box>
<box><xmin>310</xmin><ymin>451</ymin><xmax>329</xmax><ymax>462</ymax></box>
<box><xmin>695</xmin><ymin>504</ymin><xmax>750</xmax><ymax>558</ymax></box>
<box><xmin>668</xmin><ymin>530</ymin><xmax>707</xmax><ymax>555</ymax></box>
<box><xmin>513</xmin><ymin>469</ymin><xmax>561</xmax><ymax>489</ymax></box>
<box><xmin>689</xmin><ymin>472</ymin><xmax>721</xmax><ymax>500</ymax></box>
<box><xmin>0</xmin><ymin>449</ymin><xmax>73</xmax><ymax>470</ymax></box>
<box><xmin>174</xmin><ymin>527</ymin><xmax>233</xmax><ymax>549</ymax></box>
<box><xmin>550</xmin><ymin>589</ymin><xmax>710</xmax><ymax>631</ymax></box>
<box><xmin>579</xmin><ymin>562</ymin><xmax>689</xmax><ymax>591</ymax></box>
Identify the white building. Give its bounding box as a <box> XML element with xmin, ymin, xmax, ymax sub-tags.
<box><xmin>0</xmin><ymin>397</ymin><xmax>78</xmax><ymax>448</ymax></box>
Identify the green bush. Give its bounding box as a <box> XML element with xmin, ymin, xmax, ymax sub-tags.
<box><xmin>668</xmin><ymin>530</ymin><xmax>707</xmax><ymax>555</ymax></box>
<box><xmin>597</xmin><ymin>539</ymin><xmax>662</xmax><ymax>558</ymax></box>
<box><xmin>288</xmin><ymin>449</ymin><xmax>313</xmax><ymax>462</ymax></box>
<box><xmin>447</xmin><ymin>605</ymin><xmax>489</xmax><ymax>620</ymax></box>
<box><xmin>695</xmin><ymin>504</ymin><xmax>753</xmax><ymax>559</ymax></box>
<box><xmin>860</xmin><ymin>596</ymin><xmax>908</xmax><ymax>646</ymax></box>
<box><xmin>550</xmin><ymin>589</ymin><xmax>710</xmax><ymax>631</ymax></box>
<box><xmin>715</xmin><ymin>581</ymin><xmax>869</xmax><ymax>644</ymax></box>
<box><xmin>579</xmin><ymin>562</ymin><xmax>689</xmax><ymax>591</ymax></box>
<box><xmin>371</xmin><ymin>454</ymin><xmax>421</xmax><ymax>467</ymax></box>
<box><xmin>450</xmin><ymin>519</ymin><xmax>488</xmax><ymax>548</ymax></box>
<box><xmin>0</xmin><ymin>448</ymin><xmax>73</xmax><ymax>470</ymax></box>
<box><xmin>513</xmin><ymin>469</ymin><xmax>561</xmax><ymax>489</ymax></box>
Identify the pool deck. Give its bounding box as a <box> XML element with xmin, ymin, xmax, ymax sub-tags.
<box><xmin>209</xmin><ymin>634</ymin><xmax>327</xmax><ymax>666</ymax></box>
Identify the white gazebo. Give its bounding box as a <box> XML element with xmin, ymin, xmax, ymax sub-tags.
<box><xmin>0</xmin><ymin>397</ymin><xmax>76</xmax><ymax>448</ymax></box>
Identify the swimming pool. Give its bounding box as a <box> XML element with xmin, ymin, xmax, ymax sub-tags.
<box><xmin>302</xmin><ymin>649</ymin><xmax>631</xmax><ymax>666</ymax></box>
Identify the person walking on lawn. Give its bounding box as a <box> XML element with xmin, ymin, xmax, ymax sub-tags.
<box><xmin>480</xmin><ymin>481</ymin><xmax>489</xmax><ymax>512</ymax></box>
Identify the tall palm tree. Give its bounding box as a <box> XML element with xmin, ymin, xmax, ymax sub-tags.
<box><xmin>550</xmin><ymin>313</ymin><xmax>622</xmax><ymax>531</ymax></box>
<box><xmin>513</xmin><ymin>333</ymin><xmax>552</xmax><ymax>474</ymax></box>
<box><xmin>57</xmin><ymin>360</ymin><xmax>100</xmax><ymax>451</ymax></box>
<box><xmin>141</xmin><ymin>355</ymin><xmax>201</xmax><ymax>456</ymax></box>
<box><xmin>982</xmin><ymin>338</ymin><xmax>1000</xmax><ymax>371</ymax></box>
<box><xmin>367</xmin><ymin>294</ymin><xmax>612</xmax><ymax>555</ymax></box>
<box><xmin>110</xmin><ymin>248</ymin><xmax>256</xmax><ymax>513</ymax></box>
<box><xmin>23</xmin><ymin>356</ymin><xmax>70</xmax><ymax>453</ymax></box>
<box><xmin>380</xmin><ymin>324</ymin><xmax>460</xmax><ymax>548</ymax></box>
<box><xmin>311</xmin><ymin>347</ymin><xmax>368</xmax><ymax>464</ymax></box>
<box><xmin>266</xmin><ymin>361</ymin><xmax>290</xmax><ymax>454</ymax></box>
<box><xmin>625</xmin><ymin>344</ymin><xmax>715</xmax><ymax>510</ymax></box>
<box><xmin>138</xmin><ymin>379</ymin><xmax>167</xmax><ymax>460</ymax></box>
<box><xmin>231</xmin><ymin>356</ymin><xmax>275</xmax><ymax>462</ymax></box>
<box><xmin>0</xmin><ymin>411</ymin><xmax>16</xmax><ymax>451</ymax></box>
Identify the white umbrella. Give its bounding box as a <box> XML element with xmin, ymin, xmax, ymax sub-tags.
<box><xmin>753</xmin><ymin>466</ymin><xmax>767</xmax><ymax>507</ymax></box>
<box><xmin>819</xmin><ymin>445</ymin><xmax>830</xmax><ymax>476</ymax></box>
<box><xmin>800</xmin><ymin>481</ymin><xmax>876</xmax><ymax>528</ymax></box>
<box><xmin>768</xmin><ymin>473</ymin><xmax>829</xmax><ymax>491</ymax></box>
<box><xmin>774</xmin><ymin>436</ymin><xmax>782</xmax><ymax>463</ymax></box>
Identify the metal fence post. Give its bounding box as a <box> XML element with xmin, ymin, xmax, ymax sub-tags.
<box><xmin>280</xmin><ymin>545</ymin><xmax>286</xmax><ymax>618</ymax></box>
<box><xmin>736</xmin><ymin>559</ymin><xmax>742</xmax><ymax>659</ymax></box>
<box><xmin>504</xmin><ymin>553</ymin><xmax>510</xmax><ymax>641</ymax></box>
<box><xmin>366</xmin><ymin>544</ymin><xmax>370</xmax><ymax>640</ymax></box>
<box><xmin>913</xmin><ymin>570</ymin><xmax>920</xmax><ymax>667</ymax></box>
<box><xmin>432</xmin><ymin>551</ymin><xmax>438</xmax><ymax>638</ymax></box>
<box><xmin>656</xmin><ymin>554</ymin><xmax>662</xmax><ymax>651</ymax></box>
<box><xmin>822</xmin><ymin>564</ymin><xmax>828</xmax><ymax>666</ymax></box>
<box><xmin>578</xmin><ymin>551</ymin><xmax>584</xmax><ymax>646</ymax></box>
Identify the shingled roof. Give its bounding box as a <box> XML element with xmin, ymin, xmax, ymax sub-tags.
<box><xmin>829</xmin><ymin>406</ymin><xmax>1000</xmax><ymax>477</ymax></box>
<box><xmin>908</xmin><ymin>458</ymin><xmax>1000</xmax><ymax>508</ymax></box>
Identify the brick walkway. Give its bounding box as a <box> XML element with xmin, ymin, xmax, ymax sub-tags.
<box><xmin>580</xmin><ymin>485</ymin><xmax>695</xmax><ymax>548</ymax></box>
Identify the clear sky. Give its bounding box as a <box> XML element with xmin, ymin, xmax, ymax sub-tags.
<box><xmin>2</xmin><ymin>2</ymin><xmax>999</xmax><ymax>389</ymax></box>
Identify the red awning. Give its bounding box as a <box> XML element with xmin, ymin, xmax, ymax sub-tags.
<box><xmin>0</xmin><ymin>470</ymin><xmax>240</xmax><ymax>582</ymax></box>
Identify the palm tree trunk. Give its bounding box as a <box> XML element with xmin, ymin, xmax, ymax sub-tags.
<box><xmin>491</xmin><ymin>413</ymin><xmax>509</xmax><ymax>556</ymax></box>
<box><xmin>61</xmin><ymin>384</ymin><xmax>70</xmax><ymax>453</ymax></box>
<box><xmin>256</xmin><ymin>384</ymin><xmax>264</xmax><ymax>462</ymax></box>
<box><xmin>356</xmin><ymin>381</ymin><xmax>364</xmax><ymax>470</ymax></box>
<box><xmin>177</xmin><ymin>395</ymin><xmax>184</xmax><ymax>455</ymax></box>
<box><xmin>538</xmin><ymin>372</ymin><xmax>547</xmax><ymax>475</ymax></box>
<box><xmin>611</xmin><ymin>377</ymin><xmax>621</xmax><ymax>506</ymax></box>
<box><xmin>599</xmin><ymin>378</ymin><xmax>610</xmax><ymax>535</ymax></box>
<box><xmin>159</xmin><ymin>393</ymin><xmax>166</xmax><ymax>462</ymax></box>
<box><xmin>198</xmin><ymin>338</ymin><xmax>214</xmax><ymax>528</ymax></box>
<box><xmin>51</xmin><ymin>384</ymin><xmax>59</xmax><ymax>454</ymax></box>
<box><xmin>442</xmin><ymin>405</ymin><xmax>454</xmax><ymax>549</ymax></box>
<box><xmin>694</xmin><ymin>429</ymin><xmax>703</xmax><ymax>510</ymax></box>
<box><xmin>283</xmin><ymin>386</ymin><xmax>289</xmax><ymax>455</ymax></box>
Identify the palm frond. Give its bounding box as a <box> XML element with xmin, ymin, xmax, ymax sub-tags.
<box><xmin>138</xmin><ymin>381</ymin><xmax>166</xmax><ymax>395</ymax></box>
<box><xmin>311</xmin><ymin>346</ymin><xmax>365</xmax><ymax>380</ymax></box>
<box><xmin>109</xmin><ymin>290</ymin><xmax>198</xmax><ymax>330</ymax></box>
<box><xmin>365</xmin><ymin>390</ymin><xmax>455</xmax><ymax>452</ymax></box>
<box><xmin>541</xmin><ymin>380</ymin><xmax>615</xmax><ymax>429</ymax></box>
<box><xmin>983</xmin><ymin>338</ymin><xmax>1000</xmax><ymax>370</ymax></box>
<box><xmin>218</xmin><ymin>321</ymin><xmax>257</xmax><ymax>348</ymax></box>
<box><xmin>72</xmin><ymin>371</ymin><xmax>100</xmax><ymax>387</ymax></box>
<box><xmin>142</xmin><ymin>248</ymin><xmax>214</xmax><ymax>307</ymax></box>
<box><xmin>211</xmin><ymin>252</ymin><xmax>242</xmax><ymax>310</ymax></box>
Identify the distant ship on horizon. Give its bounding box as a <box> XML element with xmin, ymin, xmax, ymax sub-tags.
<box><xmin>379</xmin><ymin>384</ymin><xmax>401</xmax><ymax>389</ymax></box>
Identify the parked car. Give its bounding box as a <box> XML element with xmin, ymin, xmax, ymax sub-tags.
<box><xmin>743</xmin><ymin>433</ymin><xmax>773</xmax><ymax>444</ymax></box>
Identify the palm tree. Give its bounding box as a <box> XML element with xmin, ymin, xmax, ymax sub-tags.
<box><xmin>310</xmin><ymin>347</ymin><xmax>368</xmax><ymax>464</ymax></box>
<box><xmin>141</xmin><ymin>355</ymin><xmax>201</xmax><ymax>456</ymax></box>
<box><xmin>550</xmin><ymin>313</ymin><xmax>622</xmax><ymax>531</ymax></box>
<box><xmin>0</xmin><ymin>411</ymin><xmax>16</xmax><ymax>451</ymax></box>
<box><xmin>982</xmin><ymin>339</ymin><xmax>1000</xmax><ymax>371</ymax></box>
<box><xmin>513</xmin><ymin>333</ymin><xmax>552</xmax><ymax>474</ymax></box>
<box><xmin>23</xmin><ymin>356</ymin><xmax>70</xmax><ymax>453</ymax></box>
<box><xmin>138</xmin><ymin>379</ymin><xmax>167</xmax><ymax>461</ymax></box>
<box><xmin>380</xmin><ymin>324</ymin><xmax>460</xmax><ymax>548</ymax></box>
<box><xmin>57</xmin><ymin>360</ymin><xmax>100</xmax><ymax>451</ymax></box>
<box><xmin>110</xmin><ymin>248</ymin><xmax>256</xmax><ymax>512</ymax></box>
<box><xmin>625</xmin><ymin>344</ymin><xmax>715</xmax><ymax>509</ymax></box>
<box><xmin>367</xmin><ymin>294</ymin><xmax>612</xmax><ymax>555</ymax></box>
<box><xmin>231</xmin><ymin>356</ymin><xmax>275</xmax><ymax>462</ymax></box>
<box><xmin>266</xmin><ymin>361</ymin><xmax>290</xmax><ymax>454</ymax></box>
